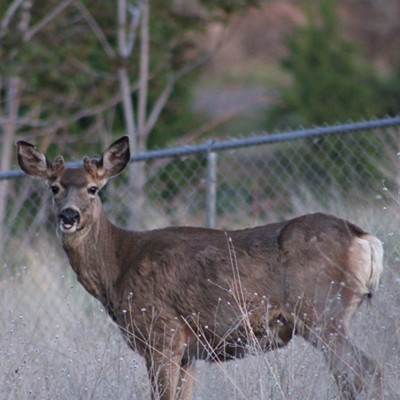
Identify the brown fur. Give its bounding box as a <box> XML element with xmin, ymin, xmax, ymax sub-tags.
<box><xmin>17</xmin><ymin>137</ymin><xmax>384</xmax><ymax>400</ymax></box>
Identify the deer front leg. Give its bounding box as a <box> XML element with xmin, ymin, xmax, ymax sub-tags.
<box><xmin>146</xmin><ymin>351</ymin><xmax>177</xmax><ymax>400</ymax></box>
<box><xmin>145</xmin><ymin>340</ymin><xmax>194</xmax><ymax>400</ymax></box>
<box><xmin>146</xmin><ymin>356</ymin><xmax>195</xmax><ymax>400</ymax></box>
<box><xmin>176</xmin><ymin>359</ymin><xmax>196</xmax><ymax>400</ymax></box>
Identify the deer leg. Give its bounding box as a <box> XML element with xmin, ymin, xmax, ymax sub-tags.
<box><xmin>146</xmin><ymin>354</ymin><xmax>163</xmax><ymax>400</ymax></box>
<box><xmin>307</xmin><ymin>330</ymin><xmax>382</xmax><ymax>400</ymax></box>
<box><xmin>145</xmin><ymin>339</ymin><xmax>193</xmax><ymax>400</ymax></box>
<box><xmin>326</xmin><ymin>335</ymin><xmax>382</xmax><ymax>400</ymax></box>
<box><xmin>175</xmin><ymin>359</ymin><xmax>196</xmax><ymax>400</ymax></box>
<box><xmin>145</xmin><ymin>349</ymin><xmax>179</xmax><ymax>400</ymax></box>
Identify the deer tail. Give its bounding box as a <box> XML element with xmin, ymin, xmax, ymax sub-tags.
<box><xmin>348</xmin><ymin>234</ymin><xmax>384</xmax><ymax>298</ymax></box>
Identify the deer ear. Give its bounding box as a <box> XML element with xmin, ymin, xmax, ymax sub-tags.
<box><xmin>97</xmin><ymin>136</ymin><xmax>130</xmax><ymax>179</ymax></box>
<box><xmin>16</xmin><ymin>141</ymin><xmax>56</xmax><ymax>180</ymax></box>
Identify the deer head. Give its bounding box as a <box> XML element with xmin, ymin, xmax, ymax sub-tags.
<box><xmin>16</xmin><ymin>136</ymin><xmax>130</xmax><ymax>235</ymax></box>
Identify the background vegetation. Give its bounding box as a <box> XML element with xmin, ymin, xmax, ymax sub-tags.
<box><xmin>0</xmin><ymin>1</ymin><xmax>399</xmax><ymax>399</ymax></box>
<box><xmin>2</xmin><ymin>1</ymin><xmax>399</xmax><ymax>205</ymax></box>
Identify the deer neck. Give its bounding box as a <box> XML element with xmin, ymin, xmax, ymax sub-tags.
<box><xmin>61</xmin><ymin>210</ymin><xmax>127</xmax><ymax>304</ymax></box>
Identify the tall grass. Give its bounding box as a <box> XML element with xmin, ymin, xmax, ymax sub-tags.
<box><xmin>0</xmin><ymin>189</ymin><xmax>399</xmax><ymax>399</ymax></box>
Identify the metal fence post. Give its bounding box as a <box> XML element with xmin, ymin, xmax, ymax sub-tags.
<box><xmin>206</xmin><ymin>145</ymin><xmax>218</xmax><ymax>228</ymax></box>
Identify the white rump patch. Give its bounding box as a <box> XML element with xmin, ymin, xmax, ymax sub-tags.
<box><xmin>348</xmin><ymin>235</ymin><xmax>383</xmax><ymax>294</ymax></box>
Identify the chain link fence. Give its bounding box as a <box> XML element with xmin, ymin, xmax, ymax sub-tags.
<box><xmin>1</xmin><ymin>117</ymin><xmax>400</xmax><ymax>314</ymax></box>
<box><xmin>0</xmin><ymin>117</ymin><xmax>399</xmax><ymax>398</ymax></box>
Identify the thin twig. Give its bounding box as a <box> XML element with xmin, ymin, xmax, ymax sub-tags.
<box><xmin>73</xmin><ymin>0</ymin><xmax>116</xmax><ymax>59</ymax></box>
<box><xmin>126</xmin><ymin>1</ymin><xmax>143</xmax><ymax>55</ymax></box>
<box><xmin>23</xmin><ymin>0</ymin><xmax>73</xmax><ymax>41</ymax></box>
<box><xmin>0</xmin><ymin>0</ymin><xmax>24</xmax><ymax>37</ymax></box>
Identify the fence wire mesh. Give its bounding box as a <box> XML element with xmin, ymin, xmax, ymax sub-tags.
<box><xmin>1</xmin><ymin>119</ymin><xmax>400</xmax><ymax>322</ymax></box>
<box><xmin>0</xmin><ymin>118</ymin><xmax>399</xmax><ymax>398</ymax></box>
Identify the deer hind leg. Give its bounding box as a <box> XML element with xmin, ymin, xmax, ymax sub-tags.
<box><xmin>326</xmin><ymin>334</ymin><xmax>382</xmax><ymax>400</ymax></box>
<box><xmin>306</xmin><ymin>328</ymin><xmax>382</xmax><ymax>400</ymax></box>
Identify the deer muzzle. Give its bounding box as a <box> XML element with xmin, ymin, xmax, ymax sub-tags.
<box><xmin>58</xmin><ymin>207</ymin><xmax>81</xmax><ymax>233</ymax></box>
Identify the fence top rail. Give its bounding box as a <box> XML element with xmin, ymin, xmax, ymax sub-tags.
<box><xmin>2</xmin><ymin>116</ymin><xmax>400</xmax><ymax>181</ymax></box>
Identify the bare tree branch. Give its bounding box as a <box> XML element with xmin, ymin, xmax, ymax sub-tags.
<box><xmin>23</xmin><ymin>0</ymin><xmax>73</xmax><ymax>41</ymax></box>
<box><xmin>0</xmin><ymin>0</ymin><xmax>24</xmax><ymax>38</ymax></box>
<box><xmin>68</xmin><ymin>54</ymin><xmax>117</xmax><ymax>82</ymax></box>
<box><xmin>18</xmin><ymin>0</ymin><xmax>32</xmax><ymax>33</ymax></box>
<box><xmin>73</xmin><ymin>0</ymin><xmax>116</xmax><ymax>59</ymax></box>
<box><xmin>118</xmin><ymin>0</ymin><xmax>137</xmax><ymax>151</ymax></box>
<box><xmin>66</xmin><ymin>74</ymin><xmax>145</xmax><ymax>123</ymax></box>
<box><xmin>180</xmin><ymin>108</ymin><xmax>254</xmax><ymax>144</ymax></box>
<box><xmin>118</xmin><ymin>0</ymin><xmax>128</xmax><ymax>57</ymax></box>
<box><xmin>174</xmin><ymin>21</ymin><xmax>233</xmax><ymax>81</ymax></box>
<box><xmin>144</xmin><ymin>21</ymin><xmax>233</xmax><ymax>137</ymax></box>
<box><xmin>0</xmin><ymin>117</ymin><xmax>48</xmax><ymax>127</ymax></box>
<box><xmin>137</xmin><ymin>0</ymin><xmax>149</xmax><ymax>152</ymax></box>
<box><xmin>145</xmin><ymin>74</ymin><xmax>175</xmax><ymax>135</ymax></box>
<box><xmin>144</xmin><ymin>48</ymin><xmax>217</xmax><ymax>136</ymax></box>
<box><xmin>126</xmin><ymin>1</ymin><xmax>143</xmax><ymax>56</ymax></box>
<box><xmin>70</xmin><ymin>93</ymin><xmax>122</xmax><ymax>121</ymax></box>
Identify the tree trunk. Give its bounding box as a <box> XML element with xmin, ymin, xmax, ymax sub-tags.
<box><xmin>117</xmin><ymin>0</ymin><xmax>146</xmax><ymax>228</ymax></box>
<box><xmin>127</xmin><ymin>0</ymin><xmax>149</xmax><ymax>229</ymax></box>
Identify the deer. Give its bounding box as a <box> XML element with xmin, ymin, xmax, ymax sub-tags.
<box><xmin>17</xmin><ymin>136</ymin><xmax>384</xmax><ymax>400</ymax></box>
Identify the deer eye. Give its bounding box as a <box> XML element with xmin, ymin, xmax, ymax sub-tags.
<box><xmin>50</xmin><ymin>185</ymin><xmax>60</xmax><ymax>195</ymax></box>
<box><xmin>88</xmin><ymin>186</ymin><xmax>98</xmax><ymax>195</ymax></box>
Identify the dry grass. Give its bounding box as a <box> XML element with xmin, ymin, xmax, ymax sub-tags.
<box><xmin>0</xmin><ymin>191</ymin><xmax>399</xmax><ymax>399</ymax></box>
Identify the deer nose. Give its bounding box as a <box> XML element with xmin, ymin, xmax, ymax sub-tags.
<box><xmin>59</xmin><ymin>207</ymin><xmax>80</xmax><ymax>227</ymax></box>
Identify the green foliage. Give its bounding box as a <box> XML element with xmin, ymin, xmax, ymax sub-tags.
<box><xmin>265</xmin><ymin>0</ymin><xmax>390</xmax><ymax>198</ymax></box>
<box><xmin>269</xmin><ymin>0</ymin><xmax>383</xmax><ymax>127</ymax></box>
<box><xmin>147</xmin><ymin>77</ymin><xmax>204</xmax><ymax>149</ymax></box>
<box><xmin>1</xmin><ymin>0</ymin><xmax>119</xmax><ymax>127</ymax></box>
<box><xmin>200</xmin><ymin>0</ymin><xmax>260</xmax><ymax>14</ymax></box>
<box><xmin>1</xmin><ymin>0</ymin><xmax>257</xmax><ymax>153</ymax></box>
<box><xmin>376</xmin><ymin>62</ymin><xmax>400</xmax><ymax>117</ymax></box>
